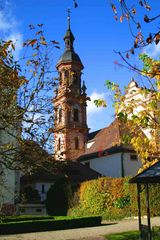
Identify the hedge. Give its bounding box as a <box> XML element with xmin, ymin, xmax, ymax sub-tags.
<box><xmin>68</xmin><ymin>177</ymin><xmax>160</xmax><ymax>220</ymax></box>
<box><xmin>0</xmin><ymin>216</ymin><xmax>101</xmax><ymax>234</ymax></box>
<box><xmin>1</xmin><ymin>215</ymin><xmax>54</xmax><ymax>223</ymax></box>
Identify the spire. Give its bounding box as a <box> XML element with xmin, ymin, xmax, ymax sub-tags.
<box><xmin>67</xmin><ymin>8</ymin><xmax>71</xmax><ymax>30</ymax></box>
<box><xmin>64</xmin><ymin>8</ymin><xmax>75</xmax><ymax>51</ymax></box>
<box><xmin>57</xmin><ymin>9</ymin><xmax>83</xmax><ymax>67</ymax></box>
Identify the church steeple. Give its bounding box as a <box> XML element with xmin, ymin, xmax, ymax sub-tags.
<box><xmin>57</xmin><ymin>9</ymin><xmax>83</xmax><ymax>68</ymax></box>
<box><xmin>63</xmin><ymin>9</ymin><xmax>75</xmax><ymax>51</ymax></box>
<box><xmin>53</xmin><ymin>12</ymin><xmax>88</xmax><ymax>161</ymax></box>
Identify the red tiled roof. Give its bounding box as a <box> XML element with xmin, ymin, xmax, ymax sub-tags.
<box><xmin>84</xmin><ymin>119</ymin><xmax>123</xmax><ymax>155</ymax></box>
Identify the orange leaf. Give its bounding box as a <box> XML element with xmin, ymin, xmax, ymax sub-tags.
<box><xmin>120</xmin><ymin>15</ymin><xmax>124</xmax><ymax>23</ymax></box>
<box><xmin>28</xmin><ymin>39</ymin><xmax>37</xmax><ymax>46</ymax></box>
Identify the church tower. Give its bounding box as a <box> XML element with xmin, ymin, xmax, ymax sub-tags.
<box><xmin>53</xmin><ymin>11</ymin><xmax>88</xmax><ymax>161</ymax></box>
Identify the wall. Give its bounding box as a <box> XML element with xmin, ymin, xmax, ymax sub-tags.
<box><xmin>0</xmin><ymin>127</ymin><xmax>19</xmax><ymax>206</ymax></box>
<box><xmin>18</xmin><ymin>203</ymin><xmax>46</xmax><ymax>215</ymax></box>
<box><xmin>124</xmin><ymin>81</ymin><xmax>152</xmax><ymax>139</ymax></box>
<box><xmin>82</xmin><ymin>152</ymin><xmax>142</xmax><ymax>178</ymax></box>
<box><xmin>123</xmin><ymin>152</ymin><xmax>142</xmax><ymax>176</ymax></box>
<box><xmin>82</xmin><ymin>153</ymin><xmax>122</xmax><ymax>177</ymax></box>
<box><xmin>0</xmin><ymin>167</ymin><xmax>16</xmax><ymax>205</ymax></box>
<box><xmin>35</xmin><ymin>182</ymin><xmax>53</xmax><ymax>202</ymax></box>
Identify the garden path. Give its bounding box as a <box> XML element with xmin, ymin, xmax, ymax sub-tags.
<box><xmin>0</xmin><ymin>217</ymin><xmax>160</xmax><ymax>240</ymax></box>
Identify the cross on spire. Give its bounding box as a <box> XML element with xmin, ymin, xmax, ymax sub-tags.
<box><xmin>67</xmin><ymin>8</ymin><xmax>71</xmax><ymax>29</ymax></box>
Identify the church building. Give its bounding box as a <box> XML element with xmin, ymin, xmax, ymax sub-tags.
<box><xmin>53</xmin><ymin>13</ymin><xmax>141</xmax><ymax>178</ymax></box>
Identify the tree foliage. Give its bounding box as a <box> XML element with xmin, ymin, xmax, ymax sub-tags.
<box><xmin>0</xmin><ymin>24</ymin><xmax>59</xmax><ymax>174</ymax></box>
<box><xmin>107</xmin><ymin>1</ymin><xmax>160</xmax><ymax>169</ymax></box>
<box><xmin>110</xmin><ymin>1</ymin><xmax>160</xmax><ymax>58</ymax></box>
<box><xmin>45</xmin><ymin>177</ymin><xmax>71</xmax><ymax>216</ymax></box>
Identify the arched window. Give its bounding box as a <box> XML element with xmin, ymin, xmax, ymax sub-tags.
<box><xmin>58</xmin><ymin>108</ymin><xmax>62</xmax><ymax>123</ymax></box>
<box><xmin>59</xmin><ymin>72</ymin><xmax>62</xmax><ymax>85</ymax></box>
<box><xmin>58</xmin><ymin>138</ymin><xmax>61</xmax><ymax>151</ymax></box>
<box><xmin>73</xmin><ymin>108</ymin><xmax>79</xmax><ymax>122</ymax></box>
<box><xmin>64</xmin><ymin>70</ymin><xmax>69</xmax><ymax>79</ymax></box>
<box><xmin>75</xmin><ymin>137</ymin><xmax>79</xmax><ymax>149</ymax></box>
<box><xmin>72</xmin><ymin>72</ymin><xmax>78</xmax><ymax>85</ymax></box>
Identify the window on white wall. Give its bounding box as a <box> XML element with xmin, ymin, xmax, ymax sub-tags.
<box><xmin>42</xmin><ymin>184</ymin><xmax>45</xmax><ymax>193</ymax></box>
<box><xmin>130</xmin><ymin>155</ymin><xmax>138</xmax><ymax>161</ymax></box>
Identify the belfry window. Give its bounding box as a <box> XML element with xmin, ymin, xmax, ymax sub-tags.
<box><xmin>75</xmin><ymin>137</ymin><xmax>79</xmax><ymax>149</ymax></box>
<box><xmin>73</xmin><ymin>108</ymin><xmax>79</xmax><ymax>122</ymax></box>
<box><xmin>64</xmin><ymin>70</ymin><xmax>69</xmax><ymax>79</ymax></box>
<box><xmin>58</xmin><ymin>108</ymin><xmax>62</xmax><ymax>123</ymax></box>
<box><xmin>59</xmin><ymin>72</ymin><xmax>62</xmax><ymax>85</ymax></box>
<box><xmin>73</xmin><ymin>72</ymin><xmax>78</xmax><ymax>85</ymax></box>
<box><xmin>58</xmin><ymin>138</ymin><xmax>61</xmax><ymax>151</ymax></box>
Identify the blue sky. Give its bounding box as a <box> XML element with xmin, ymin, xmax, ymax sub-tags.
<box><xmin>0</xmin><ymin>0</ymin><xmax>160</xmax><ymax>132</ymax></box>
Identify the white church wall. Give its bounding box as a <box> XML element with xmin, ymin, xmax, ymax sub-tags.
<box><xmin>82</xmin><ymin>151</ymin><xmax>141</xmax><ymax>178</ymax></box>
<box><xmin>124</xmin><ymin>81</ymin><xmax>153</xmax><ymax>139</ymax></box>
<box><xmin>83</xmin><ymin>153</ymin><xmax>122</xmax><ymax>178</ymax></box>
<box><xmin>123</xmin><ymin>152</ymin><xmax>142</xmax><ymax>176</ymax></box>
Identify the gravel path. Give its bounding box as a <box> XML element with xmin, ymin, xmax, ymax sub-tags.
<box><xmin>0</xmin><ymin>217</ymin><xmax>160</xmax><ymax>240</ymax></box>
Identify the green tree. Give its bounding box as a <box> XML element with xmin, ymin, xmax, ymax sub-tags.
<box><xmin>45</xmin><ymin>177</ymin><xmax>71</xmax><ymax>216</ymax></box>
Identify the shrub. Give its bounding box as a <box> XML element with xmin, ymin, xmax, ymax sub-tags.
<box><xmin>1</xmin><ymin>215</ymin><xmax>54</xmax><ymax>223</ymax></box>
<box><xmin>45</xmin><ymin>177</ymin><xmax>72</xmax><ymax>216</ymax></box>
<box><xmin>20</xmin><ymin>186</ymin><xmax>41</xmax><ymax>203</ymax></box>
<box><xmin>0</xmin><ymin>216</ymin><xmax>101</xmax><ymax>234</ymax></box>
<box><xmin>68</xmin><ymin>177</ymin><xmax>160</xmax><ymax>220</ymax></box>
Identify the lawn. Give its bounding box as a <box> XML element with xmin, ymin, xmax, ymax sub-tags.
<box><xmin>105</xmin><ymin>231</ymin><xmax>140</xmax><ymax>240</ymax></box>
<box><xmin>105</xmin><ymin>230</ymin><xmax>160</xmax><ymax>240</ymax></box>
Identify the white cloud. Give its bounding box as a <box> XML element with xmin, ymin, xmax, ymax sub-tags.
<box><xmin>7</xmin><ymin>33</ymin><xmax>23</xmax><ymax>60</ymax></box>
<box><xmin>0</xmin><ymin>1</ymin><xmax>23</xmax><ymax>59</ymax></box>
<box><xmin>0</xmin><ymin>12</ymin><xmax>12</xmax><ymax>31</ymax></box>
<box><xmin>87</xmin><ymin>91</ymin><xmax>109</xmax><ymax>131</ymax></box>
<box><xmin>87</xmin><ymin>91</ymin><xmax>106</xmax><ymax>115</ymax></box>
<box><xmin>144</xmin><ymin>43</ymin><xmax>160</xmax><ymax>58</ymax></box>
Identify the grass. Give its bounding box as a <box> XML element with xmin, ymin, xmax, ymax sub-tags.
<box><xmin>105</xmin><ymin>231</ymin><xmax>140</xmax><ymax>240</ymax></box>
<box><xmin>105</xmin><ymin>230</ymin><xmax>160</xmax><ymax>240</ymax></box>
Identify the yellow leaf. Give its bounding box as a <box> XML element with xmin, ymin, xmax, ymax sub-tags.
<box><xmin>41</xmin><ymin>41</ymin><xmax>47</xmax><ymax>45</ymax></box>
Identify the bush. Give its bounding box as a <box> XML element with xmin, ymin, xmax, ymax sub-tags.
<box><xmin>0</xmin><ymin>216</ymin><xmax>101</xmax><ymax>234</ymax></box>
<box><xmin>1</xmin><ymin>215</ymin><xmax>54</xmax><ymax>223</ymax></box>
<box><xmin>20</xmin><ymin>186</ymin><xmax>41</xmax><ymax>203</ymax></box>
<box><xmin>68</xmin><ymin>177</ymin><xmax>160</xmax><ymax>220</ymax></box>
<box><xmin>45</xmin><ymin>177</ymin><xmax>72</xmax><ymax>216</ymax></box>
